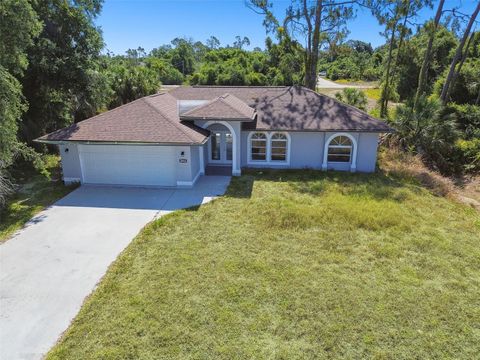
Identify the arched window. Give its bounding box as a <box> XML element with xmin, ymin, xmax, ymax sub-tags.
<box><xmin>250</xmin><ymin>132</ymin><xmax>267</xmax><ymax>161</ymax></box>
<box><xmin>327</xmin><ymin>135</ymin><xmax>352</xmax><ymax>163</ymax></box>
<box><xmin>270</xmin><ymin>133</ymin><xmax>288</xmax><ymax>162</ymax></box>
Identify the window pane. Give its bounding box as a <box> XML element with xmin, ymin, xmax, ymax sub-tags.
<box><xmin>211</xmin><ymin>132</ymin><xmax>221</xmax><ymax>160</ymax></box>
<box><xmin>271</xmin><ymin>140</ymin><xmax>286</xmax><ymax>148</ymax></box>
<box><xmin>250</xmin><ymin>132</ymin><xmax>267</xmax><ymax>161</ymax></box>
<box><xmin>328</xmin><ymin>154</ymin><xmax>351</xmax><ymax>162</ymax></box>
<box><xmin>225</xmin><ymin>133</ymin><xmax>232</xmax><ymax>161</ymax></box>
<box><xmin>252</xmin><ymin>133</ymin><xmax>267</xmax><ymax>140</ymax></box>
<box><xmin>251</xmin><ymin>140</ymin><xmax>266</xmax><ymax>147</ymax></box>
<box><xmin>252</xmin><ymin>153</ymin><xmax>266</xmax><ymax>160</ymax></box>
<box><xmin>272</xmin><ymin>133</ymin><xmax>287</xmax><ymax>140</ymax></box>
<box><xmin>271</xmin><ymin>147</ymin><xmax>286</xmax><ymax>155</ymax></box>
<box><xmin>271</xmin><ymin>153</ymin><xmax>286</xmax><ymax>161</ymax></box>
<box><xmin>331</xmin><ymin>136</ymin><xmax>352</xmax><ymax>146</ymax></box>
<box><xmin>328</xmin><ymin>147</ymin><xmax>351</xmax><ymax>155</ymax></box>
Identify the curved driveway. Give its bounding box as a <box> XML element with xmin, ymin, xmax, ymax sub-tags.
<box><xmin>0</xmin><ymin>176</ymin><xmax>230</xmax><ymax>360</ymax></box>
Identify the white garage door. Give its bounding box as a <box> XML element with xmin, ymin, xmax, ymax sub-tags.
<box><xmin>78</xmin><ymin>145</ymin><xmax>176</xmax><ymax>186</ymax></box>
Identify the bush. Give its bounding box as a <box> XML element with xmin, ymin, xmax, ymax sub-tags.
<box><xmin>455</xmin><ymin>138</ymin><xmax>480</xmax><ymax>173</ymax></box>
<box><xmin>335</xmin><ymin>88</ymin><xmax>368</xmax><ymax>110</ymax></box>
<box><xmin>446</xmin><ymin>103</ymin><xmax>480</xmax><ymax>139</ymax></box>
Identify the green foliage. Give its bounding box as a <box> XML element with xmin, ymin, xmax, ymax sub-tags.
<box><xmin>190</xmin><ymin>37</ymin><xmax>303</xmax><ymax>86</ymax></box>
<box><xmin>0</xmin><ymin>0</ymin><xmax>41</xmax><ymax>76</ymax></box>
<box><xmin>390</xmin><ymin>97</ymin><xmax>460</xmax><ymax>174</ymax></box>
<box><xmin>320</xmin><ymin>41</ymin><xmax>378</xmax><ymax>81</ymax></box>
<box><xmin>434</xmin><ymin>57</ymin><xmax>480</xmax><ymax>105</ymax></box>
<box><xmin>455</xmin><ymin>138</ymin><xmax>480</xmax><ymax>173</ymax></box>
<box><xmin>101</xmin><ymin>58</ymin><xmax>159</xmax><ymax>109</ymax></box>
<box><xmin>0</xmin><ymin>68</ymin><xmax>26</xmax><ymax>168</ymax></box>
<box><xmin>335</xmin><ymin>88</ymin><xmax>368</xmax><ymax>111</ymax></box>
<box><xmin>20</xmin><ymin>0</ymin><xmax>105</xmax><ymax>142</ymax></box>
<box><xmin>446</xmin><ymin>103</ymin><xmax>480</xmax><ymax>139</ymax></box>
<box><xmin>0</xmin><ymin>0</ymin><xmax>43</xmax><ymax>184</ymax></box>
<box><xmin>396</xmin><ymin>26</ymin><xmax>457</xmax><ymax>100</ymax></box>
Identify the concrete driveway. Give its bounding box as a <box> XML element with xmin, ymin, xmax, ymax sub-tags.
<box><xmin>0</xmin><ymin>176</ymin><xmax>230</xmax><ymax>360</ymax></box>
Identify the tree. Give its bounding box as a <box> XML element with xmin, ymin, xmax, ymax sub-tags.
<box><xmin>170</xmin><ymin>39</ymin><xmax>195</xmax><ymax>75</ymax></box>
<box><xmin>233</xmin><ymin>36</ymin><xmax>251</xmax><ymax>49</ymax></box>
<box><xmin>20</xmin><ymin>0</ymin><xmax>105</xmax><ymax>142</ymax></box>
<box><xmin>391</xmin><ymin>96</ymin><xmax>459</xmax><ymax>174</ymax></box>
<box><xmin>414</xmin><ymin>0</ymin><xmax>445</xmax><ymax>106</ymax></box>
<box><xmin>206</xmin><ymin>36</ymin><xmax>221</xmax><ymax>50</ymax></box>
<box><xmin>335</xmin><ymin>88</ymin><xmax>368</xmax><ymax>110</ymax></box>
<box><xmin>0</xmin><ymin>0</ymin><xmax>41</xmax><ymax>164</ymax></box>
<box><xmin>247</xmin><ymin>0</ymin><xmax>362</xmax><ymax>90</ymax></box>
<box><xmin>376</xmin><ymin>0</ymin><xmax>428</xmax><ymax>118</ymax></box>
<box><xmin>440</xmin><ymin>1</ymin><xmax>480</xmax><ymax>104</ymax></box>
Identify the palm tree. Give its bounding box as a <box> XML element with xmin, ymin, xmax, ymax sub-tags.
<box><xmin>335</xmin><ymin>88</ymin><xmax>368</xmax><ymax>111</ymax></box>
<box><xmin>391</xmin><ymin>96</ymin><xmax>459</xmax><ymax>173</ymax></box>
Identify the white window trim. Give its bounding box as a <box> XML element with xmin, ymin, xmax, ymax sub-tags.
<box><xmin>322</xmin><ymin>132</ymin><xmax>357</xmax><ymax>172</ymax></box>
<box><xmin>247</xmin><ymin>131</ymin><xmax>291</xmax><ymax>166</ymax></box>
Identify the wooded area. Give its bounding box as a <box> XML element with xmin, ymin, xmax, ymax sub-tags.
<box><xmin>1</xmin><ymin>0</ymin><xmax>479</xmax><ymax>205</ymax></box>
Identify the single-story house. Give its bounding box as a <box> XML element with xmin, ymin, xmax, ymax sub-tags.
<box><xmin>36</xmin><ymin>86</ymin><xmax>393</xmax><ymax>187</ymax></box>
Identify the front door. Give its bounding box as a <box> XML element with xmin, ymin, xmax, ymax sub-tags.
<box><xmin>209</xmin><ymin>131</ymin><xmax>233</xmax><ymax>164</ymax></box>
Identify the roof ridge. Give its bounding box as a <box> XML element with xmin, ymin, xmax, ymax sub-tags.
<box><xmin>217</xmin><ymin>93</ymin><xmax>255</xmax><ymax>118</ymax></box>
<box><xmin>141</xmin><ymin>95</ymin><xmax>199</xmax><ymax>143</ymax></box>
<box><xmin>181</xmin><ymin>92</ymin><xmax>254</xmax><ymax>119</ymax></box>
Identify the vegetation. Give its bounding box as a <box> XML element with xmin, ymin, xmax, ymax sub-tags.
<box><xmin>0</xmin><ymin>156</ymin><xmax>75</xmax><ymax>243</ymax></box>
<box><xmin>46</xmin><ymin>170</ymin><xmax>480</xmax><ymax>359</ymax></box>
<box><xmin>335</xmin><ymin>88</ymin><xmax>368</xmax><ymax>110</ymax></box>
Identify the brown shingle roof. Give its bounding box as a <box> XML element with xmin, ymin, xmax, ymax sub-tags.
<box><xmin>170</xmin><ymin>86</ymin><xmax>393</xmax><ymax>132</ymax></box>
<box><xmin>37</xmin><ymin>86</ymin><xmax>392</xmax><ymax>145</ymax></box>
<box><xmin>36</xmin><ymin>93</ymin><xmax>209</xmax><ymax>144</ymax></box>
<box><xmin>180</xmin><ymin>93</ymin><xmax>255</xmax><ymax>121</ymax></box>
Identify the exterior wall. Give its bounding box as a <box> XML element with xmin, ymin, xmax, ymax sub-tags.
<box><xmin>58</xmin><ymin>143</ymin><xmax>81</xmax><ymax>183</ymax></box>
<box><xmin>356</xmin><ymin>132</ymin><xmax>380</xmax><ymax>172</ymax></box>
<box><xmin>58</xmin><ymin>143</ymin><xmax>203</xmax><ymax>187</ymax></box>
<box><xmin>241</xmin><ymin>130</ymin><xmax>380</xmax><ymax>173</ymax></box>
<box><xmin>190</xmin><ymin>145</ymin><xmax>201</xmax><ymax>178</ymax></box>
<box><xmin>172</xmin><ymin>145</ymin><xmax>204</xmax><ymax>186</ymax></box>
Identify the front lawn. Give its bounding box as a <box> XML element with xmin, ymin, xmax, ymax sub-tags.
<box><xmin>47</xmin><ymin>170</ymin><xmax>480</xmax><ymax>359</ymax></box>
<box><xmin>0</xmin><ymin>156</ymin><xmax>76</xmax><ymax>242</ymax></box>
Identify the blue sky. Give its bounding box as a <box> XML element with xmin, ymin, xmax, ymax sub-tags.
<box><xmin>96</xmin><ymin>0</ymin><xmax>478</xmax><ymax>55</ymax></box>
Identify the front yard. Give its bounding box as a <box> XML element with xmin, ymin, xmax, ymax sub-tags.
<box><xmin>47</xmin><ymin>170</ymin><xmax>480</xmax><ymax>359</ymax></box>
<box><xmin>0</xmin><ymin>156</ymin><xmax>76</xmax><ymax>243</ymax></box>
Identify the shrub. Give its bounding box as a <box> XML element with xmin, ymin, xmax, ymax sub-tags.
<box><xmin>335</xmin><ymin>88</ymin><xmax>368</xmax><ymax>110</ymax></box>
<box><xmin>455</xmin><ymin>138</ymin><xmax>480</xmax><ymax>173</ymax></box>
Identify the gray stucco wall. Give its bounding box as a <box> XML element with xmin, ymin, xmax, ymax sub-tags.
<box><xmin>58</xmin><ymin>143</ymin><xmax>203</xmax><ymax>186</ymax></box>
<box><xmin>190</xmin><ymin>145</ymin><xmax>201</xmax><ymax>178</ymax></box>
<box><xmin>241</xmin><ymin>130</ymin><xmax>380</xmax><ymax>173</ymax></box>
<box><xmin>58</xmin><ymin>143</ymin><xmax>81</xmax><ymax>182</ymax></box>
<box><xmin>356</xmin><ymin>132</ymin><xmax>380</xmax><ymax>173</ymax></box>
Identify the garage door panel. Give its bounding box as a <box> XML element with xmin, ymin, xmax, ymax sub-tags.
<box><xmin>79</xmin><ymin>145</ymin><xmax>176</xmax><ymax>186</ymax></box>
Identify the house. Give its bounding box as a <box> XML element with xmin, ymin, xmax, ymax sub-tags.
<box><xmin>36</xmin><ymin>86</ymin><xmax>393</xmax><ymax>187</ymax></box>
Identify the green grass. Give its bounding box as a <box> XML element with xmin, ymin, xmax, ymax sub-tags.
<box><xmin>364</xmin><ymin>87</ymin><xmax>381</xmax><ymax>100</ymax></box>
<box><xmin>47</xmin><ymin>170</ymin><xmax>480</xmax><ymax>359</ymax></box>
<box><xmin>0</xmin><ymin>155</ymin><xmax>76</xmax><ymax>242</ymax></box>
